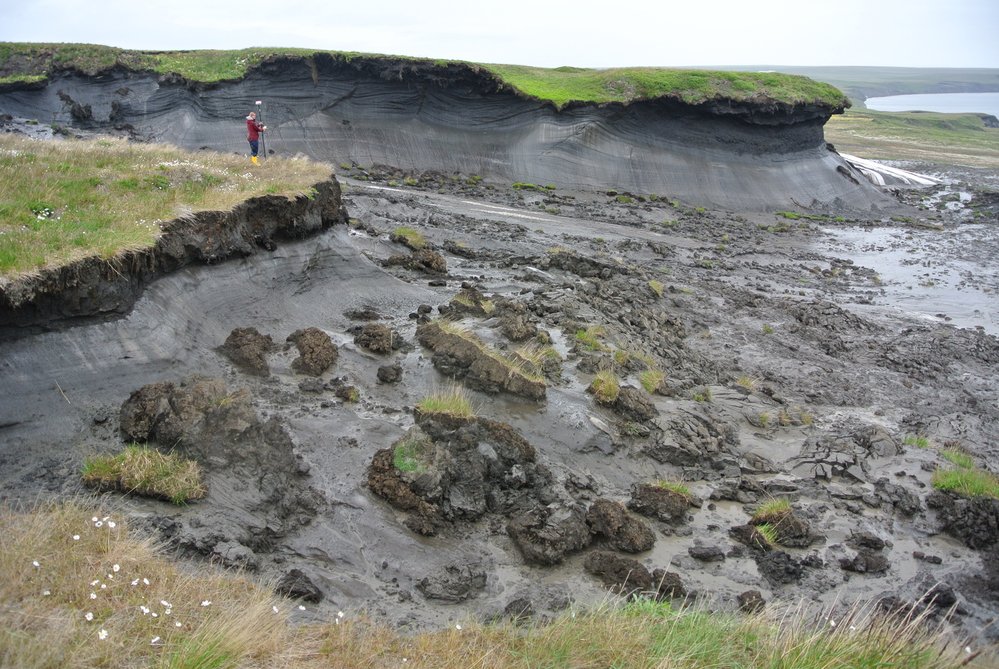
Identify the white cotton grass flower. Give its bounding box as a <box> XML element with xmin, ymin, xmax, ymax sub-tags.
<box><xmin>112</xmin><ymin>564</ymin><xmax>120</xmax><ymax>573</ymax></box>
<box><xmin>32</xmin><ymin>560</ymin><xmax>40</xmax><ymax>568</ymax></box>
<box><xmin>107</xmin><ymin>521</ymin><xmax>116</xmax><ymax>529</ymax></box>
<box><xmin>72</xmin><ymin>535</ymin><xmax>80</xmax><ymax>541</ymax></box>
<box><xmin>201</xmin><ymin>600</ymin><xmax>211</xmax><ymax>607</ymax></box>
<box><xmin>151</xmin><ymin>636</ymin><xmax>161</xmax><ymax>645</ymax></box>
<box><xmin>272</xmin><ymin>606</ymin><xmax>279</xmax><ymax>614</ymax></box>
<box><xmin>160</xmin><ymin>600</ymin><xmax>172</xmax><ymax>608</ymax></box>
<box><xmin>90</xmin><ymin>592</ymin><xmax>97</xmax><ymax>600</ymax></box>
<box><xmin>85</xmin><ymin>612</ymin><xmax>94</xmax><ymax>621</ymax></box>
<box><xmin>455</xmin><ymin>624</ymin><xmax>462</xmax><ymax>631</ymax></box>
<box><xmin>95</xmin><ymin>521</ymin><xmax>103</xmax><ymax>528</ymax></box>
<box><xmin>142</xmin><ymin>578</ymin><xmax>150</xmax><ymax>585</ymax></box>
<box><xmin>131</xmin><ymin>579</ymin><xmax>139</xmax><ymax>586</ymax></box>
<box><xmin>175</xmin><ymin>621</ymin><xmax>182</xmax><ymax>628</ymax></box>
<box><xmin>98</xmin><ymin>629</ymin><xmax>108</xmax><ymax>641</ymax></box>
<box><xmin>90</xmin><ymin>580</ymin><xmax>100</xmax><ymax>587</ymax></box>
<box><xmin>139</xmin><ymin>605</ymin><xmax>150</xmax><ymax>615</ymax></box>
<box><xmin>298</xmin><ymin>605</ymin><xmax>306</xmax><ymax>611</ymax></box>
<box><xmin>42</xmin><ymin>590</ymin><xmax>51</xmax><ymax>596</ymax></box>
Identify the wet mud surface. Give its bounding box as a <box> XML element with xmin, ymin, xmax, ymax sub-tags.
<box><xmin>1</xmin><ymin>165</ymin><xmax>998</xmax><ymax>637</ymax></box>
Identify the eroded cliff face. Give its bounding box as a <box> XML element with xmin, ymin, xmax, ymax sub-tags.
<box><xmin>0</xmin><ymin>55</ymin><xmax>887</xmax><ymax>211</ymax></box>
<box><xmin>0</xmin><ymin>178</ymin><xmax>347</xmax><ymax>331</ymax></box>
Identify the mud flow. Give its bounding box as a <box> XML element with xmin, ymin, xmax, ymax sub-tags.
<box><xmin>1</xmin><ymin>163</ymin><xmax>998</xmax><ymax>637</ymax></box>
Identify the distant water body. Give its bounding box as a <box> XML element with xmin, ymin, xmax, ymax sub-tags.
<box><xmin>864</xmin><ymin>92</ymin><xmax>999</xmax><ymax>117</ymax></box>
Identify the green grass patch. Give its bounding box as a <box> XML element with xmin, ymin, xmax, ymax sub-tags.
<box><xmin>735</xmin><ymin>375</ymin><xmax>758</xmax><ymax>391</ymax></box>
<box><xmin>483</xmin><ymin>63</ymin><xmax>847</xmax><ymax>109</ymax></box>
<box><xmin>656</xmin><ymin>480</ymin><xmax>691</xmax><ymax>498</ymax></box>
<box><xmin>589</xmin><ymin>369</ymin><xmax>620</xmax><ymax>404</ymax></box>
<box><xmin>691</xmin><ymin>386</ymin><xmax>713</xmax><ymax>403</ymax></box>
<box><xmin>639</xmin><ymin>369</ymin><xmax>665</xmax><ymax>394</ymax></box>
<box><xmin>648</xmin><ymin>279</ymin><xmax>665</xmax><ymax>297</ymax></box>
<box><xmin>415</xmin><ymin>386</ymin><xmax>475</xmax><ymax>418</ymax></box>
<box><xmin>574</xmin><ymin>325</ymin><xmax>608</xmax><ymax>352</ymax></box>
<box><xmin>390</xmin><ymin>226</ymin><xmax>426</xmax><ymax>250</ymax></box>
<box><xmin>81</xmin><ymin>445</ymin><xmax>206</xmax><ymax>505</ymax></box>
<box><xmin>1</xmin><ymin>43</ymin><xmax>847</xmax><ymax>112</ymax></box>
<box><xmin>752</xmin><ymin>498</ymin><xmax>792</xmax><ymax>524</ymax></box>
<box><xmin>932</xmin><ymin>467</ymin><xmax>999</xmax><ymax>499</ymax></box>
<box><xmin>0</xmin><ymin>134</ymin><xmax>332</xmax><ymax>277</ymax></box>
<box><xmin>940</xmin><ymin>448</ymin><xmax>975</xmax><ymax>470</ymax></box>
<box><xmin>436</xmin><ymin>320</ymin><xmax>544</xmax><ymax>383</ymax></box>
<box><xmin>392</xmin><ymin>433</ymin><xmax>433</xmax><ymax>474</ymax></box>
<box><xmin>755</xmin><ymin>523</ymin><xmax>779</xmax><ymax>548</ymax></box>
<box><xmin>904</xmin><ymin>434</ymin><xmax>931</xmax><ymax>449</ymax></box>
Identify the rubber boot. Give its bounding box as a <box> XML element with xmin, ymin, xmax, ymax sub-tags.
<box><xmin>251</xmin><ymin>155</ymin><xmax>259</xmax><ymax>165</ymax></box>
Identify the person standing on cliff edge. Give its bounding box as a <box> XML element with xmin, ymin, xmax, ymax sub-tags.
<box><xmin>246</xmin><ymin>111</ymin><xmax>266</xmax><ymax>165</ymax></box>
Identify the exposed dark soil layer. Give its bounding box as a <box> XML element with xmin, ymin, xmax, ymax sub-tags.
<box><xmin>0</xmin><ymin>58</ymin><xmax>892</xmax><ymax>211</ymax></box>
<box><xmin>0</xmin><ymin>157</ymin><xmax>998</xmax><ymax>639</ymax></box>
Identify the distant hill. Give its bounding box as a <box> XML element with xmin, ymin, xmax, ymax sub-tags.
<box><xmin>716</xmin><ymin>65</ymin><xmax>999</xmax><ymax>107</ymax></box>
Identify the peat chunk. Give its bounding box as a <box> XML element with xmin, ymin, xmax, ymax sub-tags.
<box><xmin>506</xmin><ymin>505</ymin><xmax>591</xmax><ymax>566</ymax></box>
<box><xmin>219</xmin><ymin>327</ymin><xmax>275</xmax><ymax>376</ymax></box>
<box><xmin>583</xmin><ymin>551</ymin><xmax>653</xmax><ymax>597</ymax></box>
<box><xmin>287</xmin><ymin>327</ymin><xmax>338</xmax><ymax>376</ymax></box>
<box><xmin>586</xmin><ymin>498</ymin><xmax>656</xmax><ymax>553</ymax></box>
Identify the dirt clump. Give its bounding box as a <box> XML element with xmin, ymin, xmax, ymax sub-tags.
<box><xmin>219</xmin><ymin>327</ymin><xmax>275</xmax><ymax>376</ymax></box>
<box><xmin>287</xmin><ymin>327</ymin><xmax>338</xmax><ymax>376</ymax></box>
<box><xmin>586</xmin><ymin>498</ymin><xmax>656</xmax><ymax>553</ymax></box>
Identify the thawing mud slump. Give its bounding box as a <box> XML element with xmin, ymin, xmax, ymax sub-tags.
<box><xmin>2</xmin><ymin>168</ymin><xmax>998</xmax><ymax>637</ymax></box>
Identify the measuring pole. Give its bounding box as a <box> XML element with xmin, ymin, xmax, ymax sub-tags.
<box><xmin>255</xmin><ymin>100</ymin><xmax>266</xmax><ymax>161</ymax></box>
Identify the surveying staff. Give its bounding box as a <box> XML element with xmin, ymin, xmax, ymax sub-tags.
<box><xmin>246</xmin><ymin>111</ymin><xmax>266</xmax><ymax>164</ymax></box>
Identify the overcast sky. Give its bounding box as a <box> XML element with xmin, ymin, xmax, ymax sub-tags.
<box><xmin>2</xmin><ymin>0</ymin><xmax>997</xmax><ymax>69</ymax></box>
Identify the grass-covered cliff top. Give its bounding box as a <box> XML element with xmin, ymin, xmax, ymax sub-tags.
<box><xmin>0</xmin><ymin>134</ymin><xmax>332</xmax><ymax>279</ymax></box>
<box><xmin>0</xmin><ymin>42</ymin><xmax>849</xmax><ymax>109</ymax></box>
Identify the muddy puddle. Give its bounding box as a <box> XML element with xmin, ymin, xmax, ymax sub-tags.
<box><xmin>818</xmin><ymin>223</ymin><xmax>998</xmax><ymax>334</ymax></box>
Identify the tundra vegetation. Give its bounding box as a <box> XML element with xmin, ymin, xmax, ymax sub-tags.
<box><xmin>80</xmin><ymin>445</ymin><xmax>206</xmax><ymax>505</ymax></box>
<box><xmin>0</xmin><ymin>134</ymin><xmax>331</xmax><ymax>277</ymax></box>
<box><xmin>0</xmin><ymin>43</ymin><xmax>848</xmax><ymax>109</ymax></box>
<box><xmin>0</xmin><ymin>502</ymin><xmax>987</xmax><ymax>668</ymax></box>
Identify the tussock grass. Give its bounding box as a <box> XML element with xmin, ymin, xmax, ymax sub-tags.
<box><xmin>0</xmin><ymin>135</ymin><xmax>332</xmax><ymax>278</ymax></box>
<box><xmin>0</xmin><ymin>503</ymin><xmax>990</xmax><ymax>668</ymax></box>
<box><xmin>905</xmin><ymin>435</ymin><xmax>932</xmax><ymax>449</ymax></box>
<box><xmin>574</xmin><ymin>324</ymin><xmax>609</xmax><ymax>352</ymax></box>
<box><xmin>656</xmin><ymin>480</ymin><xmax>691</xmax><ymax>499</ymax></box>
<box><xmin>648</xmin><ymin>279</ymin><xmax>665</xmax><ymax>297</ymax></box>
<box><xmin>639</xmin><ymin>368</ymin><xmax>665</xmax><ymax>394</ymax></box>
<box><xmin>752</xmin><ymin>497</ymin><xmax>793</xmax><ymax>524</ymax></box>
<box><xmin>416</xmin><ymin>386</ymin><xmax>476</xmax><ymax>418</ymax></box>
<box><xmin>589</xmin><ymin>369</ymin><xmax>621</xmax><ymax>404</ymax></box>
<box><xmin>436</xmin><ymin>320</ymin><xmax>544</xmax><ymax>383</ymax></box>
<box><xmin>390</xmin><ymin>226</ymin><xmax>426</xmax><ymax>250</ymax></box>
<box><xmin>81</xmin><ymin>445</ymin><xmax>206</xmax><ymax>505</ymax></box>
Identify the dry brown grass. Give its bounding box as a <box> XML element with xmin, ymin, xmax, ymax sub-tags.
<box><xmin>0</xmin><ymin>502</ymin><xmax>992</xmax><ymax>668</ymax></box>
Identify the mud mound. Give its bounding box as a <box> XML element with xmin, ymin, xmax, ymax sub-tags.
<box><xmin>416</xmin><ymin>320</ymin><xmax>547</xmax><ymax>400</ymax></box>
<box><xmin>219</xmin><ymin>327</ymin><xmax>276</xmax><ymax>376</ymax></box>
<box><xmin>367</xmin><ymin>411</ymin><xmax>556</xmax><ymax>538</ymax></box>
<box><xmin>120</xmin><ymin>376</ymin><xmax>321</xmax><ymax>563</ymax></box>
<box><xmin>287</xmin><ymin>327</ymin><xmax>338</xmax><ymax>376</ymax></box>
